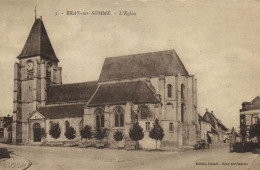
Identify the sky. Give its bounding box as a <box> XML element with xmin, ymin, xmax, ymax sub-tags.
<box><xmin>0</xmin><ymin>0</ymin><xmax>259</xmax><ymax>129</ymax></box>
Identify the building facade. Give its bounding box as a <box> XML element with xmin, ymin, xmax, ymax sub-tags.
<box><xmin>198</xmin><ymin>114</ymin><xmax>211</xmax><ymax>145</ymax></box>
<box><xmin>203</xmin><ymin>109</ymin><xmax>228</xmax><ymax>144</ymax></box>
<box><xmin>12</xmin><ymin>17</ymin><xmax>199</xmax><ymax>148</ymax></box>
<box><xmin>240</xmin><ymin>96</ymin><xmax>260</xmax><ymax>142</ymax></box>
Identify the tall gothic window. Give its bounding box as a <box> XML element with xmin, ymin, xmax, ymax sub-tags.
<box><xmin>181</xmin><ymin>84</ymin><xmax>185</xmax><ymax>100</ymax></box>
<box><xmin>139</xmin><ymin>105</ymin><xmax>151</xmax><ymax>119</ymax></box>
<box><xmin>114</xmin><ymin>107</ymin><xmax>124</xmax><ymax>127</ymax></box>
<box><xmin>26</xmin><ymin>60</ymin><xmax>34</xmax><ymax>79</ymax></box>
<box><xmin>95</xmin><ymin>108</ymin><xmax>104</xmax><ymax>128</ymax></box>
<box><xmin>167</xmin><ymin>84</ymin><xmax>172</xmax><ymax>98</ymax></box>
<box><xmin>181</xmin><ymin>103</ymin><xmax>185</xmax><ymax>123</ymax></box>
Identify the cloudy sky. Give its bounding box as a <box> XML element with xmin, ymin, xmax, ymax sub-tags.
<box><xmin>0</xmin><ymin>0</ymin><xmax>259</xmax><ymax>129</ymax></box>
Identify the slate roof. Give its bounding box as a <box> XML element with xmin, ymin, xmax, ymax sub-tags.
<box><xmin>252</xmin><ymin>96</ymin><xmax>260</xmax><ymax>105</ymax></box>
<box><xmin>17</xmin><ymin>18</ymin><xmax>59</xmax><ymax>62</ymax></box>
<box><xmin>241</xmin><ymin>96</ymin><xmax>260</xmax><ymax>111</ymax></box>
<box><xmin>99</xmin><ymin>49</ymin><xmax>189</xmax><ymax>82</ymax></box>
<box><xmin>203</xmin><ymin>111</ymin><xmax>228</xmax><ymax>131</ymax></box>
<box><xmin>216</xmin><ymin>119</ymin><xmax>228</xmax><ymax>131</ymax></box>
<box><xmin>47</xmin><ymin>81</ymin><xmax>98</xmax><ymax>104</ymax></box>
<box><xmin>37</xmin><ymin>103</ymin><xmax>85</xmax><ymax>119</ymax></box>
<box><xmin>198</xmin><ymin>114</ymin><xmax>210</xmax><ymax>123</ymax></box>
<box><xmin>88</xmin><ymin>81</ymin><xmax>160</xmax><ymax>106</ymax></box>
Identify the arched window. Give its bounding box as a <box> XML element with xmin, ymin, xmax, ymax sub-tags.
<box><xmin>181</xmin><ymin>84</ymin><xmax>185</xmax><ymax>99</ymax></box>
<box><xmin>139</xmin><ymin>105</ymin><xmax>151</xmax><ymax>119</ymax></box>
<box><xmin>79</xmin><ymin>120</ymin><xmax>83</xmax><ymax>131</ymax></box>
<box><xmin>167</xmin><ymin>84</ymin><xmax>172</xmax><ymax>98</ymax></box>
<box><xmin>49</xmin><ymin>121</ymin><xmax>53</xmax><ymax>130</ymax></box>
<box><xmin>95</xmin><ymin>108</ymin><xmax>104</xmax><ymax>128</ymax></box>
<box><xmin>65</xmin><ymin>121</ymin><xmax>70</xmax><ymax>132</ymax></box>
<box><xmin>26</xmin><ymin>60</ymin><xmax>34</xmax><ymax>79</ymax></box>
<box><xmin>46</xmin><ymin>62</ymin><xmax>52</xmax><ymax>82</ymax></box>
<box><xmin>114</xmin><ymin>107</ymin><xmax>124</xmax><ymax>127</ymax></box>
<box><xmin>181</xmin><ymin>103</ymin><xmax>185</xmax><ymax>123</ymax></box>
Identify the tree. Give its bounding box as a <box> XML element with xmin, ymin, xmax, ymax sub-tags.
<box><xmin>65</xmin><ymin>126</ymin><xmax>76</xmax><ymax>143</ymax></box>
<box><xmin>149</xmin><ymin>119</ymin><xmax>164</xmax><ymax>150</ymax></box>
<box><xmin>240</xmin><ymin>123</ymin><xmax>247</xmax><ymax>147</ymax></box>
<box><xmin>95</xmin><ymin>127</ymin><xmax>107</xmax><ymax>145</ymax></box>
<box><xmin>80</xmin><ymin>125</ymin><xmax>92</xmax><ymax>140</ymax></box>
<box><xmin>249</xmin><ymin>121</ymin><xmax>260</xmax><ymax>148</ymax></box>
<box><xmin>49</xmin><ymin>122</ymin><xmax>61</xmax><ymax>139</ymax></box>
<box><xmin>113</xmin><ymin>130</ymin><xmax>124</xmax><ymax>142</ymax></box>
<box><xmin>129</xmin><ymin>121</ymin><xmax>144</xmax><ymax>150</ymax></box>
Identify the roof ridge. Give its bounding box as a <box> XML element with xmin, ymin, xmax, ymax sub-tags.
<box><xmin>39</xmin><ymin>19</ymin><xmax>42</xmax><ymax>57</ymax></box>
<box><xmin>50</xmin><ymin>80</ymin><xmax>98</xmax><ymax>86</ymax></box>
<box><xmin>40</xmin><ymin>103</ymin><xmax>85</xmax><ymax>108</ymax></box>
<box><xmin>105</xmin><ymin>49</ymin><xmax>176</xmax><ymax>60</ymax></box>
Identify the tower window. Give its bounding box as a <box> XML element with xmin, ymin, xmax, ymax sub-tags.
<box><xmin>181</xmin><ymin>84</ymin><xmax>185</xmax><ymax>100</ymax></box>
<box><xmin>169</xmin><ymin>123</ymin><xmax>173</xmax><ymax>132</ymax></box>
<box><xmin>26</xmin><ymin>60</ymin><xmax>34</xmax><ymax>79</ymax></box>
<box><xmin>167</xmin><ymin>84</ymin><xmax>172</xmax><ymax>98</ymax></box>
<box><xmin>46</xmin><ymin>63</ymin><xmax>52</xmax><ymax>82</ymax></box>
<box><xmin>181</xmin><ymin>103</ymin><xmax>185</xmax><ymax>123</ymax></box>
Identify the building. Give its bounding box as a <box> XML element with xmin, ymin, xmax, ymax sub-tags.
<box><xmin>12</xmin><ymin>17</ymin><xmax>199</xmax><ymax>148</ymax></box>
<box><xmin>203</xmin><ymin>109</ymin><xmax>229</xmax><ymax>144</ymax></box>
<box><xmin>229</xmin><ymin>127</ymin><xmax>240</xmax><ymax>144</ymax></box>
<box><xmin>240</xmin><ymin>96</ymin><xmax>260</xmax><ymax>142</ymax></box>
<box><xmin>0</xmin><ymin>116</ymin><xmax>12</xmax><ymax>143</ymax></box>
<box><xmin>198</xmin><ymin>114</ymin><xmax>212</xmax><ymax>145</ymax></box>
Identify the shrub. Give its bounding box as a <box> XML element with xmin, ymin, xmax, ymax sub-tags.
<box><xmin>65</xmin><ymin>126</ymin><xmax>76</xmax><ymax>141</ymax></box>
<box><xmin>49</xmin><ymin>122</ymin><xmax>61</xmax><ymax>139</ymax></box>
<box><xmin>232</xmin><ymin>142</ymin><xmax>257</xmax><ymax>152</ymax></box>
<box><xmin>95</xmin><ymin>127</ymin><xmax>107</xmax><ymax>145</ymax></box>
<box><xmin>80</xmin><ymin>125</ymin><xmax>92</xmax><ymax>140</ymax></box>
<box><xmin>113</xmin><ymin>130</ymin><xmax>124</xmax><ymax>142</ymax></box>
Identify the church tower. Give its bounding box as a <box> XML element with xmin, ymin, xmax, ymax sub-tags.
<box><xmin>12</xmin><ymin>17</ymin><xmax>62</xmax><ymax>143</ymax></box>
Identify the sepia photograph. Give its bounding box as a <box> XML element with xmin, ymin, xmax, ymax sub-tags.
<box><xmin>0</xmin><ymin>0</ymin><xmax>259</xmax><ymax>169</ymax></box>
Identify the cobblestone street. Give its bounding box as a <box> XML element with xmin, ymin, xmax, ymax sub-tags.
<box><xmin>0</xmin><ymin>143</ymin><xmax>259</xmax><ymax>170</ymax></box>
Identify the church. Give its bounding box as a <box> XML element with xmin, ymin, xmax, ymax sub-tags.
<box><xmin>12</xmin><ymin>17</ymin><xmax>199</xmax><ymax>149</ymax></box>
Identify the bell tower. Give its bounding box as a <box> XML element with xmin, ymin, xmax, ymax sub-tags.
<box><xmin>12</xmin><ymin>17</ymin><xmax>62</xmax><ymax>143</ymax></box>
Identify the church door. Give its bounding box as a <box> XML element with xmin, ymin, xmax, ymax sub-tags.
<box><xmin>33</xmin><ymin>123</ymin><xmax>41</xmax><ymax>142</ymax></box>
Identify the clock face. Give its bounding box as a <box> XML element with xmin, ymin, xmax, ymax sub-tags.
<box><xmin>27</xmin><ymin>61</ymin><xmax>33</xmax><ymax>70</ymax></box>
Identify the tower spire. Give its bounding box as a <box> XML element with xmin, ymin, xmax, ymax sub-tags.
<box><xmin>34</xmin><ymin>6</ymin><xmax>37</xmax><ymax>20</ymax></box>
